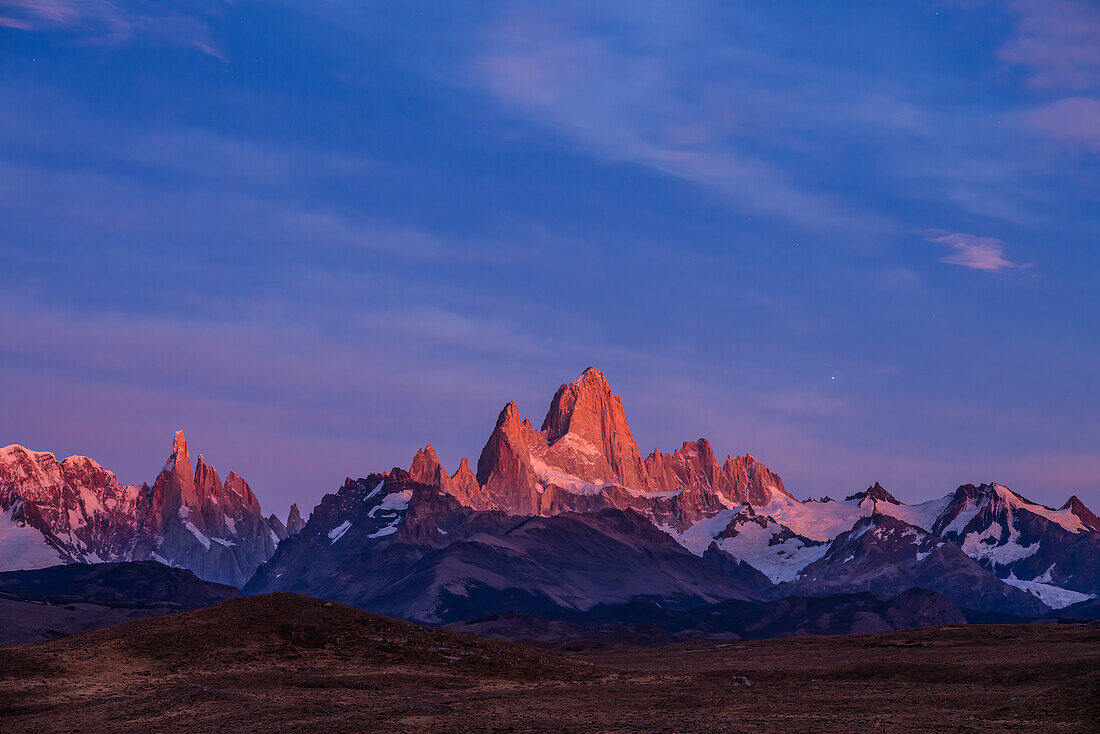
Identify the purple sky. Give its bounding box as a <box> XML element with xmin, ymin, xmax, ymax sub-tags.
<box><xmin>1</xmin><ymin>1</ymin><xmax>1098</xmax><ymax>517</ymax></box>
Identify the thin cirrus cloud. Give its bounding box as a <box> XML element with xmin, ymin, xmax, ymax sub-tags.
<box><xmin>993</xmin><ymin>0</ymin><xmax>1100</xmax><ymax>153</ymax></box>
<box><xmin>997</xmin><ymin>0</ymin><xmax>1100</xmax><ymax>91</ymax></box>
<box><xmin>471</xmin><ymin>2</ymin><xmax>890</xmax><ymax>235</ymax></box>
<box><xmin>0</xmin><ymin>0</ymin><xmax>228</xmax><ymax>58</ymax></box>
<box><xmin>925</xmin><ymin>231</ymin><xmax>1032</xmax><ymax>273</ymax></box>
<box><xmin>1027</xmin><ymin>97</ymin><xmax>1100</xmax><ymax>152</ymax></box>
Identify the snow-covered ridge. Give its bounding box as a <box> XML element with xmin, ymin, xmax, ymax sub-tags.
<box><xmin>988</xmin><ymin>484</ymin><xmax>1088</xmax><ymax>533</ymax></box>
<box><xmin>666</xmin><ymin>481</ymin><xmax>1097</xmax><ymax>601</ymax></box>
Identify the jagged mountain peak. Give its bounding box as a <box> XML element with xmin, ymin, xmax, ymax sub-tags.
<box><xmin>845</xmin><ymin>482</ymin><xmax>900</xmax><ymax>505</ymax></box>
<box><xmin>286</xmin><ymin>502</ymin><xmax>306</xmax><ymax>536</ymax></box>
<box><xmin>540</xmin><ymin>368</ymin><xmax>628</xmax><ymax>436</ymax></box>
<box><xmin>539</xmin><ymin>368</ymin><xmax>649</xmax><ymax>490</ymax></box>
<box><xmin>0</xmin><ymin>431</ymin><xmax>280</xmax><ymax>586</ymax></box>
<box><xmin>1061</xmin><ymin>496</ymin><xmax>1100</xmax><ymax>532</ymax></box>
<box><xmin>136</xmin><ymin>430</ymin><xmax>279</xmax><ymax>584</ymax></box>
<box><xmin>410</xmin><ymin>445</ymin><xmax>444</xmax><ymax>485</ymax></box>
<box><xmin>171</xmin><ymin>430</ymin><xmax>189</xmax><ymax>462</ymax></box>
<box><xmin>449</xmin><ymin>366</ymin><xmax>792</xmax><ymax>520</ymax></box>
<box><xmin>410</xmin><ymin>445</ymin><xmax>486</xmax><ymax>509</ymax></box>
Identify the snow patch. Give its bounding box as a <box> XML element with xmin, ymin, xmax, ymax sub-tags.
<box><xmin>150</xmin><ymin>552</ymin><xmax>176</xmax><ymax>567</ymax></box>
<box><xmin>875</xmin><ymin>494</ymin><xmax>953</xmax><ymax>532</ymax></box>
<box><xmin>621</xmin><ymin>486</ymin><xmax>683</xmax><ymax>499</ymax></box>
<box><xmin>673</xmin><ymin>508</ymin><xmax>744</xmax><ymax>555</ymax></box>
<box><xmin>547</xmin><ymin>433</ymin><xmax>603</xmax><ymax>458</ymax></box>
<box><xmin>961</xmin><ymin>522</ymin><xmax>1039</xmax><ymax>566</ymax></box>
<box><xmin>755</xmin><ymin>496</ymin><xmax>869</xmax><ymax>542</ymax></box>
<box><xmin>992</xmin><ymin>484</ymin><xmax>1087</xmax><ymax>533</ymax></box>
<box><xmin>182</xmin><ymin>520</ymin><xmax>211</xmax><ymax>550</ymax></box>
<box><xmin>528</xmin><ymin>457</ymin><xmax>607</xmax><ymax>494</ymax></box>
<box><xmin>365</xmin><ymin>478</ymin><xmax>386</xmax><ymax>501</ymax></box>
<box><xmin>714</xmin><ymin>519</ymin><xmax>829</xmax><ymax>583</ymax></box>
<box><xmin>0</xmin><ymin>507</ymin><xmax>64</xmax><ymax>571</ymax></box>
<box><xmin>328</xmin><ymin>520</ymin><xmax>352</xmax><ymax>543</ymax></box>
<box><xmin>368</xmin><ymin>489</ymin><xmax>413</xmax><ymax>517</ymax></box>
<box><xmin>915</xmin><ymin>544</ymin><xmax>943</xmax><ymax>562</ymax></box>
<box><xmin>941</xmin><ymin>496</ymin><xmax>987</xmax><ymax>537</ymax></box>
<box><xmin>1003</xmin><ymin>578</ymin><xmax>1093</xmax><ymax>609</ymax></box>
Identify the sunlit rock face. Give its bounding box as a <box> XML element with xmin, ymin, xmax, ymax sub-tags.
<box><xmin>411</xmin><ymin>446</ymin><xmax>488</xmax><ymax>509</ymax></box>
<box><xmin>0</xmin><ymin>444</ymin><xmax>141</xmax><ymax>568</ymax></box>
<box><xmin>0</xmin><ymin>432</ymin><xmax>284</xmax><ymax>586</ymax></box>
<box><xmin>453</xmin><ymin>367</ymin><xmax>793</xmax><ymax>529</ymax></box>
<box><xmin>540</xmin><ymin>367</ymin><xmax>652</xmax><ymax>491</ymax></box>
<box><xmin>132</xmin><ymin>431</ymin><xmax>281</xmax><ymax>586</ymax></box>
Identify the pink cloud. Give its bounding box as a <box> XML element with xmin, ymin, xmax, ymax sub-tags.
<box><xmin>473</xmin><ymin>4</ymin><xmax>888</xmax><ymax>234</ymax></box>
<box><xmin>0</xmin><ymin>0</ymin><xmax>227</xmax><ymax>58</ymax></box>
<box><xmin>1027</xmin><ymin>97</ymin><xmax>1100</xmax><ymax>151</ymax></box>
<box><xmin>999</xmin><ymin>0</ymin><xmax>1100</xmax><ymax>92</ymax></box>
<box><xmin>0</xmin><ymin>16</ymin><xmax>32</xmax><ymax>29</ymax></box>
<box><xmin>925</xmin><ymin>231</ymin><xmax>1032</xmax><ymax>272</ymax></box>
<box><xmin>990</xmin><ymin>1</ymin><xmax>1100</xmax><ymax>153</ymax></box>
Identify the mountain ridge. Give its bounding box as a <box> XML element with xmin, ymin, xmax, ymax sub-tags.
<box><xmin>0</xmin><ymin>432</ymin><xmax>301</xmax><ymax>586</ymax></box>
<box><xmin>2</xmin><ymin>367</ymin><xmax>1096</xmax><ymax>624</ymax></box>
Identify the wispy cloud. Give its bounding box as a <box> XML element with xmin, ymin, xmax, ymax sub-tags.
<box><xmin>1026</xmin><ymin>97</ymin><xmax>1100</xmax><ymax>151</ymax></box>
<box><xmin>998</xmin><ymin>0</ymin><xmax>1100</xmax><ymax>92</ymax></box>
<box><xmin>0</xmin><ymin>0</ymin><xmax>228</xmax><ymax>58</ymax></box>
<box><xmin>925</xmin><ymin>231</ymin><xmax>1032</xmax><ymax>272</ymax></box>
<box><xmin>990</xmin><ymin>0</ymin><xmax>1100</xmax><ymax>153</ymax></box>
<box><xmin>472</xmin><ymin>2</ymin><xmax>890</xmax><ymax>234</ymax></box>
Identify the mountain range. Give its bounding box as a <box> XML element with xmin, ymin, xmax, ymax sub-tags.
<box><xmin>2</xmin><ymin>367</ymin><xmax>1097</xmax><ymax>634</ymax></box>
<box><xmin>0</xmin><ymin>432</ymin><xmax>300</xmax><ymax>586</ymax></box>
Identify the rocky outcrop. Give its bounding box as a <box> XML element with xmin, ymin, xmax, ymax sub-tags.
<box><xmin>286</xmin><ymin>503</ymin><xmax>306</xmax><ymax>536</ymax></box>
<box><xmin>268</xmin><ymin>513</ymin><xmax>288</xmax><ymax>541</ymax></box>
<box><xmin>1061</xmin><ymin>495</ymin><xmax>1100</xmax><ymax>532</ymax></box>
<box><xmin>132</xmin><ymin>433</ymin><xmax>280</xmax><ymax>586</ymax></box>
<box><xmin>410</xmin><ymin>445</ymin><xmax>448</xmax><ymax>488</ymax></box>
<box><xmin>644</xmin><ymin>441</ymin><xmax>788</xmax><ymax>507</ymax></box>
<box><xmin>844</xmin><ymin>482</ymin><xmax>900</xmax><ymax>505</ymax></box>
<box><xmin>447</xmin><ymin>457</ymin><xmax>483</xmax><ymax>507</ymax></box>
<box><xmin>411</xmin><ymin>446</ymin><xmax>488</xmax><ymax>509</ymax></box>
<box><xmin>476</xmin><ymin>401</ymin><xmax>543</xmax><ymax>514</ymax></box>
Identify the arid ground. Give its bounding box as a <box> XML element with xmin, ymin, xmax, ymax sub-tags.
<box><xmin>0</xmin><ymin>593</ymin><xmax>1095</xmax><ymax>733</ymax></box>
